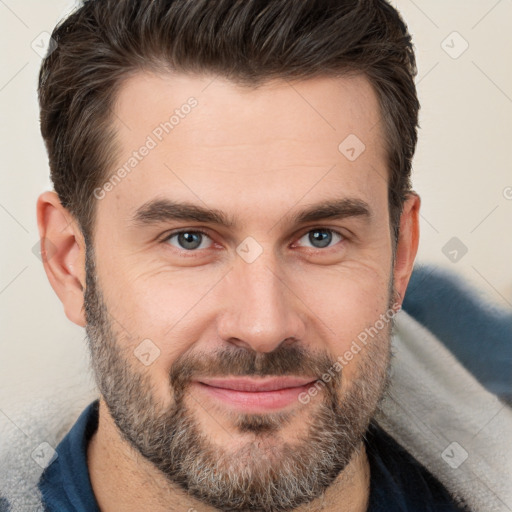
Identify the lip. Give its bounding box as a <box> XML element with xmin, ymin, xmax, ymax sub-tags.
<box><xmin>193</xmin><ymin>377</ymin><xmax>317</xmax><ymax>412</ymax></box>
<box><xmin>198</xmin><ymin>376</ymin><xmax>316</xmax><ymax>392</ymax></box>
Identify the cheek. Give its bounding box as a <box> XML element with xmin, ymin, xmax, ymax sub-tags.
<box><xmin>294</xmin><ymin>263</ymin><xmax>391</xmax><ymax>358</ymax></box>
<box><xmin>100</xmin><ymin>266</ymin><xmax>221</xmax><ymax>368</ymax></box>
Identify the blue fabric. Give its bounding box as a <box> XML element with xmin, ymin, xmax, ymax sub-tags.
<box><xmin>38</xmin><ymin>401</ymin><xmax>100</xmax><ymax>512</ymax></box>
<box><xmin>38</xmin><ymin>400</ymin><xmax>467</xmax><ymax>511</ymax></box>
<box><xmin>403</xmin><ymin>264</ymin><xmax>512</xmax><ymax>404</ymax></box>
<box><xmin>0</xmin><ymin>497</ymin><xmax>10</xmax><ymax>512</ymax></box>
<box><xmin>365</xmin><ymin>421</ymin><xmax>468</xmax><ymax>511</ymax></box>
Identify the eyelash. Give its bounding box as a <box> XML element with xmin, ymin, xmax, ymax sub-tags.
<box><xmin>162</xmin><ymin>229</ymin><xmax>213</xmax><ymax>252</ymax></box>
<box><xmin>161</xmin><ymin>227</ymin><xmax>346</xmax><ymax>254</ymax></box>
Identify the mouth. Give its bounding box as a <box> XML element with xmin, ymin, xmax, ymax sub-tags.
<box><xmin>193</xmin><ymin>376</ymin><xmax>318</xmax><ymax>412</ymax></box>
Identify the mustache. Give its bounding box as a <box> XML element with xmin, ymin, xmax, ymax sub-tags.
<box><xmin>169</xmin><ymin>344</ymin><xmax>341</xmax><ymax>396</ymax></box>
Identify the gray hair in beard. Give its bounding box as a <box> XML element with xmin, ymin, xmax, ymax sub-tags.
<box><xmin>83</xmin><ymin>243</ymin><xmax>393</xmax><ymax>512</ymax></box>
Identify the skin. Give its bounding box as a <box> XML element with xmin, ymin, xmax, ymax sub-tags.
<box><xmin>37</xmin><ymin>72</ymin><xmax>420</xmax><ymax>511</ymax></box>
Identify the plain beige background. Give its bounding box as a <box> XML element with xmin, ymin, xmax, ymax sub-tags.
<box><xmin>0</xmin><ymin>0</ymin><xmax>511</xmax><ymax>409</ymax></box>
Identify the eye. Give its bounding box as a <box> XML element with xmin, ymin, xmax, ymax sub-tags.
<box><xmin>296</xmin><ymin>228</ymin><xmax>344</xmax><ymax>249</ymax></box>
<box><xmin>163</xmin><ymin>230</ymin><xmax>213</xmax><ymax>251</ymax></box>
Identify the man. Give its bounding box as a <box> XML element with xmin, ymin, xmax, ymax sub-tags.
<box><xmin>4</xmin><ymin>0</ymin><xmax>509</xmax><ymax>510</ymax></box>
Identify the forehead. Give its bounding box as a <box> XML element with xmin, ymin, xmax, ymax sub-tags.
<box><xmin>100</xmin><ymin>71</ymin><xmax>388</xmax><ymax>226</ymax></box>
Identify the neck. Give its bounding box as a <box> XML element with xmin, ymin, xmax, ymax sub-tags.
<box><xmin>88</xmin><ymin>399</ymin><xmax>370</xmax><ymax>512</ymax></box>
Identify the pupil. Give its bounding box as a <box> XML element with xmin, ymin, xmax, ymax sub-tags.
<box><xmin>179</xmin><ymin>232</ymin><xmax>202</xmax><ymax>250</ymax></box>
<box><xmin>309</xmin><ymin>229</ymin><xmax>331</xmax><ymax>248</ymax></box>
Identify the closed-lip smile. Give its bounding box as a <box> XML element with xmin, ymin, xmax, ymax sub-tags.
<box><xmin>193</xmin><ymin>376</ymin><xmax>318</xmax><ymax>412</ymax></box>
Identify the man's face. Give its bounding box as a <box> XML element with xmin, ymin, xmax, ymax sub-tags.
<box><xmin>85</xmin><ymin>72</ymin><xmax>399</xmax><ymax>510</ymax></box>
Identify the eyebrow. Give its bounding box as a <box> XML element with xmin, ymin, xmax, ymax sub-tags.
<box><xmin>131</xmin><ymin>197</ymin><xmax>371</xmax><ymax>229</ymax></box>
<box><xmin>292</xmin><ymin>198</ymin><xmax>371</xmax><ymax>225</ymax></box>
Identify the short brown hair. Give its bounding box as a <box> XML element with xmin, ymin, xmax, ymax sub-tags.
<box><xmin>38</xmin><ymin>0</ymin><xmax>420</xmax><ymax>243</ymax></box>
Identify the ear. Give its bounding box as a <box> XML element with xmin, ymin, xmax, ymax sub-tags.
<box><xmin>393</xmin><ymin>192</ymin><xmax>420</xmax><ymax>306</ymax></box>
<box><xmin>36</xmin><ymin>191</ymin><xmax>87</xmax><ymax>327</ymax></box>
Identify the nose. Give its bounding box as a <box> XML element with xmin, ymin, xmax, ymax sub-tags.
<box><xmin>216</xmin><ymin>252</ymin><xmax>306</xmax><ymax>354</ymax></box>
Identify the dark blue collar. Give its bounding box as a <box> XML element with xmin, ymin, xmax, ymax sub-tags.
<box><xmin>38</xmin><ymin>400</ymin><xmax>100</xmax><ymax>511</ymax></box>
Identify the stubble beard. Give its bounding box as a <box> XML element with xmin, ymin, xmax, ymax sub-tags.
<box><xmin>84</xmin><ymin>246</ymin><xmax>393</xmax><ymax>512</ymax></box>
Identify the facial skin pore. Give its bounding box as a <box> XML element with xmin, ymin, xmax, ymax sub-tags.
<box><xmin>37</xmin><ymin>72</ymin><xmax>420</xmax><ymax>511</ymax></box>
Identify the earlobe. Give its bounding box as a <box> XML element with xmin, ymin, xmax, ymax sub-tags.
<box><xmin>393</xmin><ymin>192</ymin><xmax>421</xmax><ymax>305</ymax></box>
<box><xmin>36</xmin><ymin>191</ymin><xmax>87</xmax><ymax>327</ymax></box>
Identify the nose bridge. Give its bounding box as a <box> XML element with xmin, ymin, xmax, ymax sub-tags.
<box><xmin>217</xmin><ymin>248</ymin><xmax>305</xmax><ymax>353</ymax></box>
